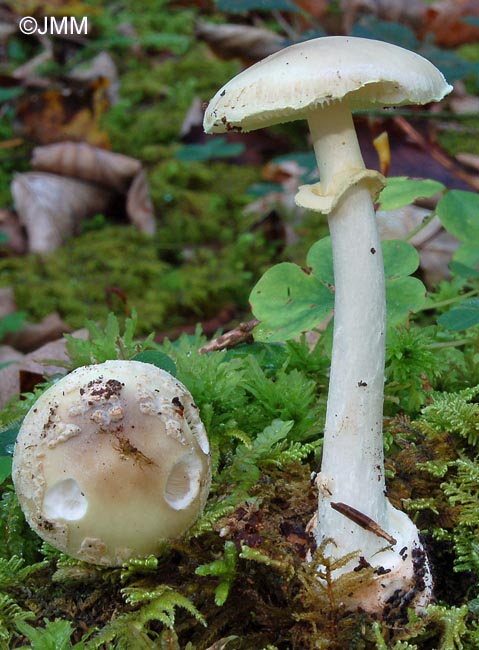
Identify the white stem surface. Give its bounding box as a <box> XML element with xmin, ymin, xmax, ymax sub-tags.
<box><xmin>308</xmin><ymin>103</ymin><xmax>388</xmax><ymax>558</ymax></box>
<box><xmin>307</xmin><ymin>105</ymin><xmax>432</xmax><ymax>612</ymax></box>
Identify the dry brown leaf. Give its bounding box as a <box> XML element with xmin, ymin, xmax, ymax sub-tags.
<box><xmin>69</xmin><ymin>51</ymin><xmax>119</xmax><ymax>104</ymax></box>
<box><xmin>0</xmin><ymin>287</ymin><xmax>16</xmax><ymax>319</ymax></box>
<box><xmin>448</xmin><ymin>82</ymin><xmax>479</xmax><ymax>115</ymax></box>
<box><xmin>3</xmin><ymin>312</ymin><xmax>70</xmax><ymax>352</ymax></box>
<box><xmin>204</xmin><ymin>637</ymin><xmax>239</xmax><ymax>650</ymax></box>
<box><xmin>12</xmin><ymin>36</ymin><xmax>53</xmax><ymax>80</ymax></box>
<box><xmin>0</xmin><ymin>208</ymin><xmax>27</xmax><ymax>254</ymax></box>
<box><xmin>341</xmin><ymin>0</ymin><xmax>424</xmax><ymax>33</ymax></box>
<box><xmin>456</xmin><ymin>152</ymin><xmax>479</xmax><ymax>171</ymax></box>
<box><xmin>126</xmin><ymin>169</ymin><xmax>155</xmax><ymax>234</ymax></box>
<box><xmin>293</xmin><ymin>0</ymin><xmax>328</xmax><ymax>18</ymax></box>
<box><xmin>11</xmin><ymin>171</ymin><xmax>113</xmax><ymax>253</ymax></box>
<box><xmin>422</xmin><ymin>0</ymin><xmax>479</xmax><ymax>47</ymax></box>
<box><xmin>377</xmin><ymin>205</ymin><xmax>459</xmax><ymax>286</ymax></box>
<box><xmin>180</xmin><ymin>96</ymin><xmax>204</xmax><ymax>138</ymax></box>
<box><xmin>195</xmin><ymin>21</ymin><xmax>283</xmax><ymax>64</ymax></box>
<box><xmin>15</xmin><ymin>79</ymin><xmax>110</xmax><ymax>147</ymax></box>
<box><xmin>32</xmin><ymin>141</ymin><xmax>142</xmax><ymax>193</ymax></box>
<box><xmin>30</xmin><ymin>142</ymin><xmax>156</xmax><ymax>234</ymax></box>
<box><xmin>0</xmin><ymin>21</ymin><xmax>16</xmax><ymax>45</ymax></box>
<box><xmin>0</xmin><ymin>328</ymin><xmax>88</xmax><ymax>409</ymax></box>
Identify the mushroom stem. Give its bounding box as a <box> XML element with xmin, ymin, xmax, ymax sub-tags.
<box><xmin>308</xmin><ymin>101</ymin><xmax>366</xmax><ymax>191</ymax></box>
<box><xmin>307</xmin><ymin>101</ymin><xmax>388</xmax><ymax>559</ymax></box>
<box><xmin>307</xmin><ymin>102</ymin><xmax>432</xmax><ymax>610</ymax></box>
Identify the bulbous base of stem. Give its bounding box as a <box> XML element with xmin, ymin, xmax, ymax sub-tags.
<box><xmin>313</xmin><ymin>503</ymin><xmax>433</xmax><ymax>616</ymax></box>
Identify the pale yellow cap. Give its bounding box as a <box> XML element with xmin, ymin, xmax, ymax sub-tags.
<box><xmin>204</xmin><ymin>36</ymin><xmax>452</xmax><ymax>133</ymax></box>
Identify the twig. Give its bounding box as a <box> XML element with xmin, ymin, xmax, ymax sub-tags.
<box><xmin>199</xmin><ymin>319</ymin><xmax>259</xmax><ymax>354</ymax></box>
<box><xmin>330</xmin><ymin>502</ymin><xmax>397</xmax><ymax>546</ymax></box>
<box><xmin>393</xmin><ymin>115</ymin><xmax>479</xmax><ymax>191</ymax></box>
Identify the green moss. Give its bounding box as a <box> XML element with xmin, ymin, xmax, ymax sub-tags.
<box><xmin>437</xmin><ymin>116</ymin><xmax>479</xmax><ymax>157</ymax></box>
<box><xmin>102</xmin><ymin>46</ymin><xmax>240</xmax><ymax>159</ymax></box>
<box><xmin>0</xmin><ymin>222</ymin><xmax>270</xmax><ymax>335</ymax></box>
<box><xmin>150</xmin><ymin>160</ymin><xmax>260</xmax><ymax>248</ymax></box>
<box><xmin>0</xmin><ymin>226</ymin><xmax>166</xmax><ymax>331</ymax></box>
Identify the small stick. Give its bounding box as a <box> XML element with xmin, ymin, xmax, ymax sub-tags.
<box><xmin>199</xmin><ymin>319</ymin><xmax>259</xmax><ymax>354</ymax></box>
<box><xmin>330</xmin><ymin>501</ymin><xmax>397</xmax><ymax>546</ymax></box>
<box><xmin>393</xmin><ymin>115</ymin><xmax>479</xmax><ymax>191</ymax></box>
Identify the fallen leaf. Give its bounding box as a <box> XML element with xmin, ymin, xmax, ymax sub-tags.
<box><xmin>293</xmin><ymin>0</ymin><xmax>328</xmax><ymax>17</ymax></box>
<box><xmin>3</xmin><ymin>312</ymin><xmax>70</xmax><ymax>352</ymax></box>
<box><xmin>341</xmin><ymin>0</ymin><xmax>424</xmax><ymax>34</ymax></box>
<box><xmin>126</xmin><ymin>169</ymin><xmax>155</xmax><ymax>234</ymax></box>
<box><xmin>456</xmin><ymin>152</ymin><xmax>479</xmax><ymax>171</ymax></box>
<box><xmin>180</xmin><ymin>96</ymin><xmax>204</xmax><ymax>139</ymax></box>
<box><xmin>195</xmin><ymin>21</ymin><xmax>284</xmax><ymax>64</ymax></box>
<box><xmin>0</xmin><ymin>208</ymin><xmax>27</xmax><ymax>254</ymax></box>
<box><xmin>0</xmin><ymin>328</ymin><xmax>88</xmax><ymax>409</ymax></box>
<box><xmin>15</xmin><ymin>78</ymin><xmax>110</xmax><ymax>147</ymax></box>
<box><xmin>0</xmin><ymin>287</ymin><xmax>16</xmax><ymax>319</ymax></box>
<box><xmin>12</xmin><ymin>36</ymin><xmax>53</xmax><ymax>81</ymax></box>
<box><xmin>68</xmin><ymin>51</ymin><xmax>119</xmax><ymax>104</ymax></box>
<box><xmin>32</xmin><ymin>141</ymin><xmax>141</xmax><ymax>193</ymax></box>
<box><xmin>422</xmin><ymin>0</ymin><xmax>479</xmax><ymax>47</ymax></box>
<box><xmin>205</xmin><ymin>637</ymin><xmax>239</xmax><ymax>650</ymax></box>
<box><xmin>11</xmin><ymin>171</ymin><xmax>113</xmax><ymax>253</ymax></box>
<box><xmin>31</xmin><ymin>141</ymin><xmax>156</xmax><ymax>234</ymax></box>
<box><xmin>377</xmin><ymin>205</ymin><xmax>459</xmax><ymax>286</ymax></box>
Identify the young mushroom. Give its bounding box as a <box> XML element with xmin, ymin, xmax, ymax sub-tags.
<box><xmin>12</xmin><ymin>360</ymin><xmax>211</xmax><ymax>566</ymax></box>
<box><xmin>204</xmin><ymin>36</ymin><xmax>452</xmax><ymax>613</ymax></box>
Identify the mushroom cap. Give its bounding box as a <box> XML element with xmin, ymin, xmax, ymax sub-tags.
<box><xmin>12</xmin><ymin>360</ymin><xmax>211</xmax><ymax>566</ymax></box>
<box><xmin>204</xmin><ymin>36</ymin><xmax>452</xmax><ymax>133</ymax></box>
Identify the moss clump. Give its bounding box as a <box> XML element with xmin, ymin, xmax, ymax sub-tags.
<box><xmin>437</xmin><ymin>116</ymin><xmax>479</xmax><ymax>157</ymax></box>
<box><xmin>102</xmin><ymin>45</ymin><xmax>241</xmax><ymax>159</ymax></box>
<box><xmin>0</xmin><ymin>220</ymin><xmax>271</xmax><ymax>334</ymax></box>
<box><xmin>2</xmin><ymin>321</ymin><xmax>479</xmax><ymax>648</ymax></box>
<box><xmin>0</xmin><ymin>225</ymin><xmax>168</xmax><ymax>332</ymax></box>
<box><xmin>150</xmin><ymin>160</ymin><xmax>260</xmax><ymax>249</ymax></box>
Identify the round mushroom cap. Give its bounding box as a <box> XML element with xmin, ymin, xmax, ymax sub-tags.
<box><xmin>12</xmin><ymin>360</ymin><xmax>211</xmax><ymax>566</ymax></box>
<box><xmin>204</xmin><ymin>36</ymin><xmax>452</xmax><ymax>133</ymax></box>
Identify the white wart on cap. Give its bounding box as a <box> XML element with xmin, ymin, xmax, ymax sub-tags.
<box><xmin>12</xmin><ymin>360</ymin><xmax>211</xmax><ymax>566</ymax></box>
<box><xmin>204</xmin><ymin>36</ymin><xmax>452</xmax><ymax>134</ymax></box>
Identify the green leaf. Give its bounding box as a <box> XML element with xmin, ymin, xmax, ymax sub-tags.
<box><xmin>0</xmin><ymin>458</ymin><xmax>12</xmax><ymax>484</ymax></box>
<box><xmin>132</xmin><ymin>351</ymin><xmax>177</xmax><ymax>376</ymax></box>
<box><xmin>436</xmin><ymin>190</ymin><xmax>479</xmax><ymax>242</ymax></box>
<box><xmin>453</xmin><ymin>242</ymin><xmax>479</xmax><ymax>269</ymax></box>
<box><xmin>449</xmin><ymin>261</ymin><xmax>479</xmax><ymax>279</ymax></box>
<box><xmin>216</xmin><ymin>0</ymin><xmax>299</xmax><ymax>12</ymax></box>
<box><xmin>378</xmin><ymin>177</ymin><xmax>445</xmax><ymax>211</ymax></box>
<box><xmin>382</xmin><ymin>239</ymin><xmax>420</xmax><ymax>277</ymax></box>
<box><xmin>0</xmin><ymin>421</ymin><xmax>22</xmax><ymax>456</ymax></box>
<box><xmin>250</xmin><ymin>262</ymin><xmax>334</xmax><ymax>342</ymax></box>
<box><xmin>306</xmin><ymin>236</ymin><xmax>334</xmax><ymax>285</ymax></box>
<box><xmin>16</xmin><ymin>618</ymin><xmax>79</xmax><ymax>650</ymax></box>
<box><xmin>0</xmin><ymin>87</ymin><xmax>23</xmax><ymax>103</ymax></box>
<box><xmin>251</xmin><ymin>237</ymin><xmax>424</xmax><ymax>342</ymax></box>
<box><xmin>438</xmin><ymin>298</ymin><xmax>479</xmax><ymax>331</ymax></box>
<box><xmin>386</xmin><ymin>276</ymin><xmax>426</xmax><ymax>326</ymax></box>
<box><xmin>195</xmin><ymin>541</ymin><xmax>238</xmax><ymax>606</ymax></box>
<box><xmin>0</xmin><ymin>312</ymin><xmax>26</xmax><ymax>340</ymax></box>
<box><xmin>351</xmin><ymin>17</ymin><xmax>419</xmax><ymax>51</ymax></box>
<box><xmin>176</xmin><ymin>137</ymin><xmax>244</xmax><ymax>162</ymax></box>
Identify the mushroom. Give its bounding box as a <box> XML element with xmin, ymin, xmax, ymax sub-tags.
<box><xmin>12</xmin><ymin>360</ymin><xmax>211</xmax><ymax>566</ymax></box>
<box><xmin>203</xmin><ymin>36</ymin><xmax>452</xmax><ymax>612</ymax></box>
